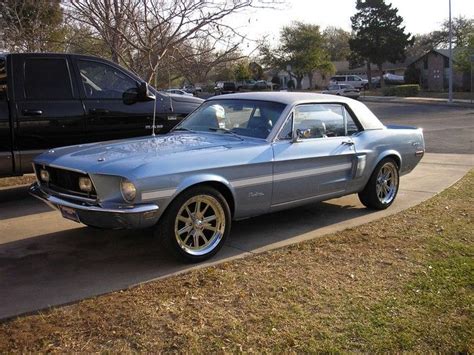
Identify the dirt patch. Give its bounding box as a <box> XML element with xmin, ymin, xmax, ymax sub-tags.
<box><xmin>1</xmin><ymin>171</ymin><xmax>472</xmax><ymax>352</ymax></box>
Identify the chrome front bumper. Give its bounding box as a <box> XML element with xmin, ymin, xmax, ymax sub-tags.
<box><xmin>29</xmin><ymin>182</ymin><xmax>160</xmax><ymax>229</ymax></box>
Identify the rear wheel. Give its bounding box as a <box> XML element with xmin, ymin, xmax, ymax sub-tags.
<box><xmin>156</xmin><ymin>186</ymin><xmax>231</xmax><ymax>262</ymax></box>
<box><xmin>358</xmin><ymin>158</ymin><xmax>399</xmax><ymax>210</ymax></box>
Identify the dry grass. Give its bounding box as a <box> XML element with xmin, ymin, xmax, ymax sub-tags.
<box><xmin>1</xmin><ymin>172</ymin><xmax>472</xmax><ymax>352</ymax></box>
<box><xmin>0</xmin><ymin>175</ymin><xmax>36</xmax><ymax>188</ymax></box>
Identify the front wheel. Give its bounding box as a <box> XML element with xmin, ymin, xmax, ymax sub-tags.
<box><xmin>156</xmin><ymin>186</ymin><xmax>231</xmax><ymax>262</ymax></box>
<box><xmin>358</xmin><ymin>158</ymin><xmax>399</xmax><ymax>210</ymax></box>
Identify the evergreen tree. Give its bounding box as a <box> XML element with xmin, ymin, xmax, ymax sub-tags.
<box><xmin>349</xmin><ymin>0</ymin><xmax>413</xmax><ymax>88</ymax></box>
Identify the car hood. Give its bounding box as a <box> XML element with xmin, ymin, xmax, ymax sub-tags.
<box><xmin>34</xmin><ymin>132</ymin><xmax>261</xmax><ymax>175</ymax></box>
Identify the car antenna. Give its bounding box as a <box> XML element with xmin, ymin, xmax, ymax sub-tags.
<box><xmin>147</xmin><ymin>83</ymin><xmax>157</xmax><ymax>137</ymax></box>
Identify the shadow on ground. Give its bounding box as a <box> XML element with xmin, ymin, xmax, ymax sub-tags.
<box><xmin>0</xmin><ymin>197</ymin><xmax>371</xmax><ymax>320</ymax></box>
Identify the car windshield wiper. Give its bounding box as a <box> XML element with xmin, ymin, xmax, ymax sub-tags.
<box><xmin>208</xmin><ymin>127</ymin><xmax>243</xmax><ymax>140</ymax></box>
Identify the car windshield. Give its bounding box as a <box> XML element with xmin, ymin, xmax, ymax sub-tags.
<box><xmin>175</xmin><ymin>99</ymin><xmax>286</xmax><ymax>139</ymax></box>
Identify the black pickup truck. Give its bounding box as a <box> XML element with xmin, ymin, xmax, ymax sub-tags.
<box><xmin>0</xmin><ymin>53</ymin><xmax>203</xmax><ymax>177</ymax></box>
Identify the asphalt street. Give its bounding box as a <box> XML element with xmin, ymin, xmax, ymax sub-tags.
<box><xmin>366</xmin><ymin>101</ymin><xmax>474</xmax><ymax>154</ymax></box>
<box><xmin>0</xmin><ymin>102</ymin><xmax>473</xmax><ymax>320</ymax></box>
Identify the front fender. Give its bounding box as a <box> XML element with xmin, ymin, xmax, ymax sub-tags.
<box><xmin>151</xmin><ymin>173</ymin><xmax>237</xmax><ymax>220</ymax></box>
<box><xmin>174</xmin><ymin>173</ymin><xmax>236</xmax><ymax>200</ymax></box>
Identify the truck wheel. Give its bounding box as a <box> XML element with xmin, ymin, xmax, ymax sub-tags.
<box><xmin>156</xmin><ymin>186</ymin><xmax>231</xmax><ymax>263</ymax></box>
<box><xmin>358</xmin><ymin>158</ymin><xmax>399</xmax><ymax>210</ymax></box>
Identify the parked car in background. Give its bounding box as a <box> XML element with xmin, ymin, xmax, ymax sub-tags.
<box><xmin>182</xmin><ymin>85</ymin><xmax>203</xmax><ymax>96</ymax></box>
<box><xmin>330</xmin><ymin>75</ymin><xmax>369</xmax><ymax>90</ymax></box>
<box><xmin>164</xmin><ymin>89</ymin><xmax>193</xmax><ymax>96</ymax></box>
<box><xmin>236</xmin><ymin>79</ymin><xmax>256</xmax><ymax>91</ymax></box>
<box><xmin>322</xmin><ymin>84</ymin><xmax>360</xmax><ymax>99</ymax></box>
<box><xmin>0</xmin><ymin>52</ymin><xmax>203</xmax><ymax>177</ymax></box>
<box><xmin>214</xmin><ymin>81</ymin><xmax>237</xmax><ymax>95</ymax></box>
<box><xmin>31</xmin><ymin>92</ymin><xmax>425</xmax><ymax>262</ymax></box>
<box><xmin>370</xmin><ymin>73</ymin><xmax>405</xmax><ymax>88</ymax></box>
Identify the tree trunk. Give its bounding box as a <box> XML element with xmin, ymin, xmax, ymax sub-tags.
<box><xmin>296</xmin><ymin>75</ymin><xmax>303</xmax><ymax>90</ymax></box>
<box><xmin>366</xmin><ymin>61</ymin><xmax>372</xmax><ymax>90</ymax></box>
<box><xmin>378</xmin><ymin>63</ymin><xmax>384</xmax><ymax>88</ymax></box>
<box><xmin>307</xmin><ymin>72</ymin><xmax>313</xmax><ymax>90</ymax></box>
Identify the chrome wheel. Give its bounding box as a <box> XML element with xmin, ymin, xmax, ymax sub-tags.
<box><xmin>174</xmin><ymin>194</ymin><xmax>226</xmax><ymax>256</ymax></box>
<box><xmin>375</xmin><ymin>162</ymin><xmax>398</xmax><ymax>204</ymax></box>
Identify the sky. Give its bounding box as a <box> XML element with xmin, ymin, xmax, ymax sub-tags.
<box><xmin>231</xmin><ymin>0</ymin><xmax>474</xmax><ymax>54</ymax></box>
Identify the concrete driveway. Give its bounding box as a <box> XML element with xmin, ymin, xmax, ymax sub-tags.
<box><xmin>0</xmin><ymin>153</ymin><xmax>472</xmax><ymax>320</ymax></box>
<box><xmin>0</xmin><ymin>101</ymin><xmax>473</xmax><ymax>320</ymax></box>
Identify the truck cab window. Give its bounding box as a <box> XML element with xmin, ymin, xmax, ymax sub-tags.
<box><xmin>78</xmin><ymin>60</ymin><xmax>136</xmax><ymax>99</ymax></box>
<box><xmin>24</xmin><ymin>58</ymin><xmax>73</xmax><ymax>100</ymax></box>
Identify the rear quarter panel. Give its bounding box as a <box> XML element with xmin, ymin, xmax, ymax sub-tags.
<box><xmin>349</xmin><ymin>127</ymin><xmax>424</xmax><ymax>192</ymax></box>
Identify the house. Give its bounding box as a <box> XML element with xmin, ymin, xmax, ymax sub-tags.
<box><xmin>408</xmin><ymin>48</ymin><xmax>467</xmax><ymax>91</ymax></box>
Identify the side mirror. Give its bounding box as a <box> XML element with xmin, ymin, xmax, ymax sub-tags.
<box><xmin>137</xmin><ymin>82</ymin><xmax>156</xmax><ymax>101</ymax></box>
<box><xmin>292</xmin><ymin>128</ymin><xmax>310</xmax><ymax>143</ymax></box>
<box><xmin>122</xmin><ymin>82</ymin><xmax>156</xmax><ymax>105</ymax></box>
<box><xmin>122</xmin><ymin>87</ymin><xmax>139</xmax><ymax>105</ymax></box>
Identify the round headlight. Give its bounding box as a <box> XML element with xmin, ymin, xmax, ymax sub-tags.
<box><xmin>121</xmin><ymin>179</ymin><xmax>137</xmax><ymax>202</ymax></box>
<box><xmin>40</xmin><ymin>169</ymin><xmax>50</xmax><ymax>182</ymax></box>
<box><xmin>78</xmin><ymin>177</ymin><xmax>93</xmax><ymax>192</ymax></box>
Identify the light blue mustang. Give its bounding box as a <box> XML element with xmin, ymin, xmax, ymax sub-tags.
<box><xmin>30</xmin><ymin>92</ymin><xmax>425</xmax><ymax>262</ymax></box>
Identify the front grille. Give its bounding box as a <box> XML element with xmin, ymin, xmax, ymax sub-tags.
<box><xmin>35</xmin><ymin>164</ymin><xmax>97</xmax><ymax>199</ymax></box>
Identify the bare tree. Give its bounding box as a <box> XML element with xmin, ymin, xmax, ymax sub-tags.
<box><xmin>65</xmin><ymin>0</ymin><xmax>280</xmax><ymax>83</ymax></box>
<box><xmin>0</xmin><ymin>0</ymin><xmax>64</xmax><ymax>52</ymax></box>
<box><xmin>168</xmin><ymin>38</ymin><xmax>244</xmax><ymax>85</ymax></box>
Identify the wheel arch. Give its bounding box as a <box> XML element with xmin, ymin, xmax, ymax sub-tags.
<box><xmin>162</xmin><ymin>174</ymin><xmax>236</xmax><ymax>218</ymax></box>
<box><xmin>376</xmin><ymin>150</ymin><xmax>401</xmax><ymax>171</ymax></box>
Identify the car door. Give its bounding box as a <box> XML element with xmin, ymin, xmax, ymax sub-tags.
<box><xmin>13</xmin><ymin>55</ymin><xmax>85</xmax><ymax>173</ymax></box>
<box><xmin>271</xmin><ymin>103</ymin><xmax>360</xmax><ymax>206</ymax></box>
<box><xmin>74</xmin><ymin>58</ymin><xmax>167</xmax><ymax>143</ymax></box>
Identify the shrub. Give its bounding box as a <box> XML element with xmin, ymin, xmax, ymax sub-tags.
<box><xmin>271</xmin><ymin>75</ymin><xmax>281</xmax><ymax>85</ymax></box>
<box><xmin>287</xmin><ymin>79</ymin><xmax>295</xmax><ymax>90</ymax></box>
<box><xmin>383</xmin><ymin>84</ymin><xmax>420</xmax><ymax>97</ymax></box>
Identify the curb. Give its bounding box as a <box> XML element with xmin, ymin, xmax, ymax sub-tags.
<box><xmin>360</xmin><ymin>96</ymin><xmax>474</xmax><ymax>109</ymax></box>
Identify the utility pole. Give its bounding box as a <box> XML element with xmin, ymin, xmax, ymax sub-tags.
<box><xmin>448</xmin><ymin>0</ymin><xmax>453</xmax><ymax>103</ymax></box>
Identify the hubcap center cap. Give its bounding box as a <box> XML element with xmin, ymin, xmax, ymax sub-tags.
<box><xmin>194</xmin><ymin>219</ymin><xmax>204</xmax><ymax>230</ymax></box>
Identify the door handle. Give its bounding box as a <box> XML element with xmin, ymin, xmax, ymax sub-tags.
<box><xmin>89</xmin><ymin>108</ymin><xmax>110</xmax><ymax>115</ymax></box>
<box><xmin>22</xmin><ymin>109</ymin><xmax>43</xmax><ymax>116</ymax></box>
<box><xmin>341</xmin><ymin>140</ymin><xmax>354</xmax><ymax>145</ymax></box>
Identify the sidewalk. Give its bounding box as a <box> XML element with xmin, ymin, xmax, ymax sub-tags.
<box><xmin>360</xmin><ymin>95</ymin><xmax>474</xmax><ymax>108</ymax></box>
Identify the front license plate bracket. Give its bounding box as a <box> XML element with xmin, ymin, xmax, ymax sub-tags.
<box><xmin>59</xmin><ymin>206</ymin><xmax>80</xmax><ymax>223</ymax></box>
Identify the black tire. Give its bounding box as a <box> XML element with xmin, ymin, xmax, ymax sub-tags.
<box><xmin>358</xmin><ymin>157</ymin><xmax>399</xmax><ymax>210</ymax></box>
<box><xmin>156</xmin><ymin>186</ymin><xmax>231</xmax><ymax>263</ymax></box>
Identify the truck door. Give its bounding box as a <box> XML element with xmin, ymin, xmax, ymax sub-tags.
<box><xmin>73</xmin><ymin>58</ymin><xmax>167</xmax><ymax>143</ymax></box>
<box><xmin>0</xmin><ymin>56</ymin><xmax>13</xmax><ymax>176</ymax></box>
<box><xmin>13</xmin><ymin>55</ymin><xmax>85</xmax><ymax>173</ymax></box>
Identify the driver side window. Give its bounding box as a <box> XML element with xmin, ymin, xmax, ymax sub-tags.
<box><xmin>283</xmin><ymin>104</ymin><xmax>359</xmax><ymax>140</ymax></box>
<box><xmin>77</xmin><ymin>60</ymin><xmax>136</xmax><ymax>99</ymax></box>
